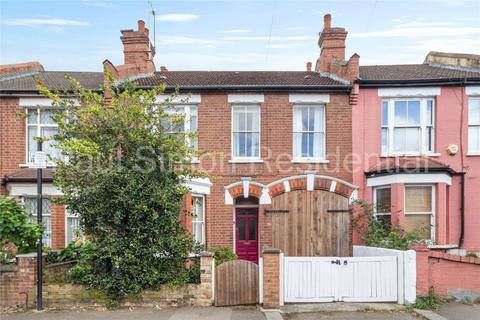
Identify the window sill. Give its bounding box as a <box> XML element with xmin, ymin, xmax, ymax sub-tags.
<box><xmin>380</xmin><ymin>153</ymin><xmax>440</xmax><ymax>157</ymax></box>
<box><xmin>228</xmin><ymin>159</ymin><xmax>264</xmax><ymax>164</ymax></box>
<box><xmin>466</xmin><ymin>153</ymin><xmax>480</xmax><ymax>157</ymax></box>
<box><xmin>291</xmin><ymin>158</ymin><xmax>330</xmax><ymax>164</ymax></box>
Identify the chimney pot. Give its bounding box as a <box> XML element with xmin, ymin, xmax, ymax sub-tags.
<box><xmin>160</xmin><ymin>66</ymin><xmax>168</xmax><ymax>72</ymax></box>
<box><xmin>324</xmin><ymin>14</ymin><xmax>332</xmax><ymax>29</ymax></box>
<box><xmin>306</xmin><ymin>62</ymin><xmax>312</xmax><ymax>72</ymax></box>
<box><xmin>138</xmin><ymin>20</ymin><xmax>145</xmax><ymax>32</ymax></box>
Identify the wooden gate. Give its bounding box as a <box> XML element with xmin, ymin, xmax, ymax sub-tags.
<box><xmin>270</xmin><ymin>189</ymin><xmax>351</xmax><ymax>256</ymax></box>
<box><xmin>214</xmin><ymin>260</ymin><xmax>259</xmax><ymax>306</ymax></box>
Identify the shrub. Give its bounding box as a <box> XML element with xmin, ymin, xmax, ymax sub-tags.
<box><xmin>212</xmin><ymin>246</ymin><xmax>237</xmax><ymax>266</ymax></box>
<box><xmin>46</xmin><ymin>241</ymin><xmax>83</xmax><ymax>264</ymax></box>
<box><xmin>0</xmin><ymin>196</ymin><xmax>42</xmax><ymax>257</ymax></box>
<box><xmin>414</xmin><ymin>288</ymin><xmax>445</xmax><ymax>310</ymax></box>
<box><xmin>353</xmin><ymin>200</ymin><xmax>425</xmax><ymax>250</ymax></box>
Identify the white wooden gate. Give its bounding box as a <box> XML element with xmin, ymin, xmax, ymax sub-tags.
<box><xmin>284</xmin><ymin>256</ymin><xmax>398</xmax><ymax>303</ymax></box>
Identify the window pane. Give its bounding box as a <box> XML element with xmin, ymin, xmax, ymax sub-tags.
<box><xmin>24</xmin><ymin>197</ymin><xmax>52</xmax><ymax>246</ymax></box>
<box><xmin>40</xmin><ymin>109</ymin><xmax>57</xmax><ymax>125</ymax></box>
<box><xmin>67</xmin><ymin>217</ymin><xmax>81</xmax><ymax>244</ymax></box>
<box><xmin>407</xmin><ymin>100</ymin><xmax>420</xmax><ymax>124</ymax></box>
<box><xmin>468</xmin><ymin>126</ymin><xmax>480</xmax><ymax>152</ymax></box>
<box><xmin>301</xmin><ymin>108</ymin><xmax>309</xmax><ymax>131</ymax></box>
<box><xmin>377</xmin><ymin>214</ymin><xmax>391</xmax><ymax>228</ymax></box>
<box><xmin>193</xmin><ymin>222</ymin><xmax>203</xmax><ymax>243</ymax></box>
<box><xmin>426</xmin><ymin>100</ymin><xmax>433</xmax><ymax>126</ymax></box>
<box><xmin>381</xmin><ymin>128</ymin><xmax>388</xmax><ymax>154</ymax></box>
<box><xmin>28</xmin><ymin>108</ymin><xmax>38</xmax><ymax>124</ymax></box>
<box><xmin>41</xmin><ymin>127</ymin><xmax>61</xmax><ymax>160</ymax></box>
<box><xmin>192</xmin><ymin>196</ymin><xmax>204</xmax><ymax>222</ymax></box>
<box><xmin>405</xmin><ymin>186</ymin><xmax>432</xmax><ymax>212</ymax></box>
<box><xmin>394</xmin><ymin>128</ymin><xmax>420</xmax><ymax>152</ymax></box>
<box><xmin>375</xmin><ymin>188</ymin><xmax>391</xmax><ymax>214</ymax></box>
<box><xmin>404</xmin><ymin>214</ymin><xmax>431</xmax><ymax>239</ymax></box>
<box><xmin>394</xmin><ymin>101</ymin><xmax>407</xmax><ymax>125</ymax></box>
<box><xmin>313</xmin><ymin>132</ymin><xmax>324</xmax><ymax>158</ymax></box>
<box><xmin>469</xmin><ymin>98</ymin><xmax>480</xmax><ymax>125</ymax></box>
<box><xmin>233</xmin><ymin>109</ymin><xmax>245</xmax><ymax>131</ymax></box>
<box><xmin>313</xmin><ymin>106</ymin><xmax>324</xmax><ymax>132</ymax></box>
<box><xmin>248</xmin><ymin>218</ymin><xmax>256</xmax><ymax>240</ymax></box>
<box><xmin>238</xmin><ymin>218</ymin><xmax>246</xmax><ymax>241</ymax></box>
<box><xmin>301</xmin><ymin>133</ymin><xmax>312</xmax><ymax>157</ymax></box>
<box><xmin>293</xmin><ymin>108</ymin><xmax>303</xmax><ymax>132</ymax></box>
<box><xmin>28</xmin><ymin>126</ymin><xmax>38</xmax><ymax>163</ymax></box>
<box><xmin>426</xmin><ymin>127</ymin><xmax>433</xmax><ymax>152</ymax></box>
<box><xmin>381</xmin><ymin>101</ymin><xmax>388</xmax><ymax>126</ymax></box>
<box><xmin>233</xmin><ymin>133</ymin><xmax>245</xmax><ymax>157</ymax></box>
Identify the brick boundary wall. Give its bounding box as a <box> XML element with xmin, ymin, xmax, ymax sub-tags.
<box><xmin>412</xmin><ymin>243</ymin><xmax>480</xmax><ymax>298</ymax></box>
<box><xmin>0</xmin><ymin>252</ymin><xmax>214</xmax><ymax>309</ymax></box>
<box><xmin>262</xmin><ymin>248</ymin><xmax>281</xmax><ymax>309</ymax></box>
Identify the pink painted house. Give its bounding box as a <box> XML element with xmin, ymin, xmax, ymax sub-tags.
<box><xmin>353</xmin><ymin>52</ymin><xmax>480</xmax><ymax>254</ymax></box>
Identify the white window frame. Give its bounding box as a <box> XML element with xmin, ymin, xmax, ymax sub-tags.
<box><xmin>25</xmin><ymin>107</ymin><xmax>61</xmax><ymax>165</ymax></box>
<box><xmin>164</xmin><ymin>104</ymin><xmax>198</xmax><ymax>148</ymax></box>
<box><xmin>22</xmin><ymin>196</ymin><xmax>52</xmax><ymax>247</ymax></box>
<box><xmin>231</xmin><ymin>104</ymin><xmax>261</xmax><ymax>161</ymax></box>
<box><xmin>292</xmin><ymin>104</ymin><xmax>327</xmax><ymax>163</ymax></box>
<box><xmin>381</xmin><ymin>98</ymin><xmax>436</xmax><ymax>156</ymax></box>
<box><xmin>404</xmin><ymin>184</ymin><xmax>436</xmax><ymax>242</ymax></box>
<box><xmin>373</xmin><ymin>185</ymin><xmax>391</xmax><ymax>216</ymax></box>
<box><xmin>468</xmin><ymin>97</ymin><xmax>480</xmax><ymax>155</ymax></box>
<box><xmin>192</xmin><ymin>194</ymin><xmax>205</xmax><ymax>245</ymax></box>
<box><xmin>65</xmin><ymin>209</ymin><xmax>81</xmax><ymax>246</ymax></box>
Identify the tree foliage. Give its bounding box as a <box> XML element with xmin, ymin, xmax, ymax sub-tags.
<box><xmin>37</xmin><ymin>75</ymin><xmax>204</xmax><ymax>301</ymax></box>
<box><xmin>0</xmin><ymin>195</ymin><xmax>42</xmax><ymax>257</ymax></box>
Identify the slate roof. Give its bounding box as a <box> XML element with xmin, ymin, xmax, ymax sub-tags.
<box><xmin>359</xmin><ymin>64</ymin><xmax>480</xmax><ymax>84</ymax></box>
<box><xmin>365</xmin><ymin>157</ymin><xmax>456</xmax><ymax>176</ymax></box>
<box><xmin>0</xmin><ymin>70</ymin><xmax>350</xmax><ymax>93</ymax></box>
<box><xmin>0</xmin><ymin>71</ymin><xmax>104</xmax><ymax>93</ymax></box>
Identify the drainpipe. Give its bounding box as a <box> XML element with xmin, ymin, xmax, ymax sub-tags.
<box><xmin>459</xmin><ymin>173</ymin><xmax>465</xmax><ymax>248</ymax></box>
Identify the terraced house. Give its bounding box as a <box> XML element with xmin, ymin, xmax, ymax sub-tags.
<box><xmin>1</xmin><ymin>15</ymin><xmax>479</xmax><ymax>263</ymax></box>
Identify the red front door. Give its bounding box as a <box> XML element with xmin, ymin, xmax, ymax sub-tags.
<box><xmin>235</xmin><ymin>207</ymin><xmax>259</xmax><ymax>264</ymax></box>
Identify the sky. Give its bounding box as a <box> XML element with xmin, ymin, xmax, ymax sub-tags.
<box><xmin>1</xmin><ymin>0</ymin><xmax>479</xmax><ymax>72</ymax></box>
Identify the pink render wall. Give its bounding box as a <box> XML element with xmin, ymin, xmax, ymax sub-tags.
<box><xmin>354</xmin><ymin>86</ymin><xmax>480</xmax><ymax>251</ymax></box>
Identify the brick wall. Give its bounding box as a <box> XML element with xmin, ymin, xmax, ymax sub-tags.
<box><xmin>412</xmin><ymin>243</ymin><xmax>480</xmax><ymax>297</ymax></box>
<box><xmin>0</xmin><ymin>254</ymin><xmax>44</xmax><ymax>308</ymax></box>
<box><xmin>262</xmin><ymin>248</ymin><xmax>281</xmax><ymax>308</ymax></box>
<box><xmin>197</xmin><ymin>92</ymin><xmax>352</xmax><ymax>249</ymax></box>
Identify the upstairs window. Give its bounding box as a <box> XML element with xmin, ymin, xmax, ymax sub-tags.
<box><xmin>468</xmin><ymin>97</ymin><xmax>480</xmax><ymax>154</ymax></box>
<box><xmin>164</xmin><ymin>105</ymin><xmax>198</xmax><ymax>150</ymax></box>
<box><xmin>381</xmin><ymin>99</ymin><xmax>434</xmax><ymax>155</ymax></box>
<box><xmin>232</xmin><ymin>105</ymin><xmax>260</xmax><ymax>159</ymax></box>
<box><xmin>293</xmin><ymin>105</ymin><xmax>325</xmax><ymax>160</ymax></box>
<box><xmin>27</xmin><ymin>108</ymin><xmax>63</xmax><ymax>164</ymax></box>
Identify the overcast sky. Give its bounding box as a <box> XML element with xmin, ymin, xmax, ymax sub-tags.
<box><xmin>1</xmin><ymin>0</ymin><xmax>479</xmax><ymax>71</ymax></box>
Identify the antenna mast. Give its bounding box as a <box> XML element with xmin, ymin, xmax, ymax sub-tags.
<box><xmin>148</xmin><ymin>1</ymin><xmax>156</xmax><ymax>50</ymax></box>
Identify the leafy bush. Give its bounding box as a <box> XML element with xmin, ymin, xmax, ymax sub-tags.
<box><xmin>39</xmin><ymin>76</ymin><xmax>206</xmax><ymax>302</ymax></box>
<box><xmin>465</xmin><ymin>252</ymin><xmax>479</xmax><ymax>258</ymax></box>
<box><xmin>353</xmin><ymin>200</ymin><xmax>424</xmax><ymax>250</ymax></box>
<box><xmin>414</xmin><ymin>288</ymin><xmax>445</xmax><ymax>310</ymax></box>
<box><xmin>46</xmin><ymin>241</ymin><xmax>83</xmax><ymax>264</ymax></box>
<box><xmin>0</xmin><ymin>196</ymin><xmax>42</xmax><ymax>257</ymax></box>
<box><xmin>212</xmin><ymin>246</ymin><xmax>237</xmax><ymax>266</ymax></box>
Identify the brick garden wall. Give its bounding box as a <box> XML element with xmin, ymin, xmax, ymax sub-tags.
<box><xmin>413</xmin><ymin>244</ymin><xmax>480</xmax><ymax>297</ymax></box>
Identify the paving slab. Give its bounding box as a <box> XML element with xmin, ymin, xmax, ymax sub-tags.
<box><xmin>437</xmin><ymin>302</ymin><xmax>480</xmax><ymax>320</ymax></box>
<box><xmin>285</xmin><ymin>311</ymin><xmax>422</xmax><ymax>320</ymax></box>
<box><xmin>1</xmin><ymin>307</ymin><xmax>265</xmax><ymax>320</ymax></box>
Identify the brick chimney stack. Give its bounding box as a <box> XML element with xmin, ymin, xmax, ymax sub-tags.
<box><xmin>120</xmin><ymin>20</ymin><xmax>156</xmax><ymax>74</ymax></box>
<box><xmin>314</xmin><ymin>14</ymin><xmax>359</xmax><ymax>82</ymax></box>
<box><xmin>315</xmin><ymin>14</ymin><xmax>348</xmax><ymax>73</ymax></box>
<box><xmin>306</xmin><ymin>62</ymin><xmax>312</xmax><ymax>72</ymax></box>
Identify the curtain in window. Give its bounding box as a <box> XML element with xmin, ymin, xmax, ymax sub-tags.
<box><xmin>313</xmin><ymin>106</ymin><xmax>324</xmax><ymax>158</ymax></box>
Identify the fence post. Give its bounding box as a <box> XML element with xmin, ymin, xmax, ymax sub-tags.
<box><xmin>199</xmin><ymin>251</ymin><xmax>214</xmax><ymax>304</ymax></box>
<box><xmin>410</xmin><ymin>243</ymin><xmax>429</xmax><ymax>296</ymax></box>
<box><xmin>262</xmin><ymin>248</ymin><xmax>281</xmax><ymax>309</ymax></box>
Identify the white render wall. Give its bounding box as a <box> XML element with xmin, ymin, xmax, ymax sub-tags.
<box><xmin>353</xmin><ymin>245</ymin><xmax>416</xmax><ymax>304</ymax></box>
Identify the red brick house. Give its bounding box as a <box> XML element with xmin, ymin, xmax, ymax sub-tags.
<box><xmin>1</xmin><ymin>16</ymin><xmax>359</xmax><ymax>263</ymax></box>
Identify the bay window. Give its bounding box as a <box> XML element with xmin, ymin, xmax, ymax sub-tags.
<box><xmin>23</xmin><ymin>197</ymin><xmax>52</xmax><ymax>247</ymax></box>
<box><xmin>293</xmin><ymin>105</ymin><xmax>325</xmax><ymax>161</ymax></box>
<box><xmin>381</xmin><ymin>98</ymin><xmax>434</xmax><ymax>155</ymax></box>
<box><xmin>468</xmin><ymin>97</ymin><xmax>480</xmax><ymax>154</ymax></box>
<box><xmin>404</xmin><ymin>185</ymin><xmax>435</xmax><ymax>240</ymax></box>
<box><xmin>192</xmin><ymin>195</ymin><xmax>205</xmax><ymax>244</ymax></box>
<box><xmin>27</xmin><ymin>108</ymin><xmax>62</xmax><ymax>164</ymax></box>
<box><xmin>373</xmin><ymin>186</ymin><xmax>391</xmax><ymax>227</ymax></box>
<box><xmin>232</xmin><ymin>105</ymin><xmax>260</xmax><ymax>159</ymax></box>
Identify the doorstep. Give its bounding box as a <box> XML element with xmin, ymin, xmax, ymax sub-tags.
<box><xmin>281</xmin><ymin>302</ymin><xmax>404</xmax><ymax>314</ymax></box>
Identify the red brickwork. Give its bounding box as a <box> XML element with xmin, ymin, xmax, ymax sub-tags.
<box><xmin>412</xmin><ymin>243</ymin><xmax>480</xmax><ymax>296</ymax></box>
<box><xmin>50</xmin><ymin>199</ymin><xmax>65</xmax><ymax>249</ymax></box>
<box><xmin>262</xmin><ymin>249</ymin><xmax>281</xmax><ymax>308</ymax></box>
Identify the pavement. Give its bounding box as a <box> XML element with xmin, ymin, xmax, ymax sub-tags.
<box><xmin>1</xmin><ymin>307</ymin><xmax>266</xmax><ymax>320</ymax></box>
<box><xmin>437</xmin><ymin>302</ymin><xmax>480</xmax><ymax>320</ymax></box>
<box><xmin>285</xmin><ymin>311</ymin><xmax>422</xmax><ymax>320</ymax></box>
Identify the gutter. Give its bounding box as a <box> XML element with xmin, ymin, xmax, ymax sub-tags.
<box><xmin>357</xmin><ymin>78</ymin><xmax>480</xmax><ymax>87</ymax></box>
<box><xmin>364</xmin><ymin>166</ymin><xmax>457</xmax><ymax>177</ymax></box>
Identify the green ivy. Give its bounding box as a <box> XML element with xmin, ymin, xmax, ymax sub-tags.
<box><xmin>0</xmin><ymin>196</ymin><xmax>42</xmax><ymax>256</ymax></box>
<box><xmin>37</xmin><ymin>74</ymin><xmax>207</xmax><ymax>302</ymax></box>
